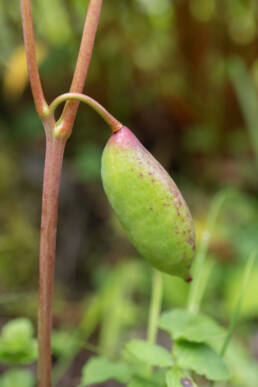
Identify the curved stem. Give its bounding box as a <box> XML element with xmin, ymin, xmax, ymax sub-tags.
<box><xmin>20</xmin><ymin>0</ymin><xmax>48</xmax><ymax>117</ymax></box>
<box><xmin>49</xmin><ymin>93</ymin><xmax>123</xmax><ymax>135</ymax></box>
<box><xmin>61</xmin><ymin>0</ymin><xmax>103</xmax><ymax>132</ymax></box>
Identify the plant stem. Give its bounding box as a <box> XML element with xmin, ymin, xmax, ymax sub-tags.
<box><xmin>187</xmin><ymin>190</ymin><xmax>231</xmax><ymax>313</ymax></box>
<box><xmin>147</xmin><ymin>270</ymin><xmax>163</xmax><ymax>345</ymax></box>
<box><xmin>229</xmin><ymin>58</ymin><xmax>258</xmax><ymax>171</ymax></box>
<box><xmin>61</xmin><ymin>0</ymin><xmax>103</xmax><ymax>133</ymax></box>
<box><xmin>38</xmin><ymin>134</ymin><xmax>66</xmax><ymax>387</ymax></box>
<box><xmin>49</xmin><ymin>93</ymin><xmax>123</xmax><ymax>135</ymax></box>
<box><xmin>20</xmin><ymin>0</ymin><xmax>48</xmax><ymax>117</ymax></box>
<box><xmin>20</xmin><ymin>0</ymin><xmax>104</xmax><ymax>385</ymax></box>
<box><xmin>220</xmin><ymin>250</ymin><xmax>256</xmax><ymax>357</ymax></box>
<box><xmin>210</xmin><ymin>251</ymin><xmax>256</xmax><ymax>387</ymax></box>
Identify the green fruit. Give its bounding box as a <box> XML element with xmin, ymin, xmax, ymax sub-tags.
<box><xmin>101</xmin><ymin>127</ymin><xmax>195</xmax><ymax>281</ymax></box>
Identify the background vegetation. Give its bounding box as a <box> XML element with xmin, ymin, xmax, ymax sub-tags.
<box><xmin>0</xmin><ymin>0</ymin><xmax>257</xmax><ymax>385</ymax></box>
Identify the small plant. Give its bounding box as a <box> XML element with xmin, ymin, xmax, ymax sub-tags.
<box><xmin>0</xmin><ymin>318</ymin><xmax>37</xmax><ymax>387</ymax></box>
<box><xmin>19</xmin><ymin>0</ymin><xmax>196</xmax><ymax>384</ymax></box>
<box><xmin>15</xmin><ymin>1</ymin><xmax>256</xmax><ymax>387</ymax></box>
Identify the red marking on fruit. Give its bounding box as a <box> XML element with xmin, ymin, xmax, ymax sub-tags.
<box><xmin>149</xmin><ymin>207</ymin><xmax>153</xmax><ymax>211</ymax></box>
<box><xmin>151</xmin><ymin>179</ymin><xmax>155</xmax><ymax>182</ymax></box>
<box><xmin>139</xmin><ymin>173</ymin><xmax>144</xmax><ymax>178</ymax></box>
<box><xmin>187</xmin><ymin>236</ymin><xmax>194</xmax><ymax>247</ymax></box>
<box><xmin>186</xmin><ymin>275</ymin><xmax>193</xmax><ymax>283</ymax></box>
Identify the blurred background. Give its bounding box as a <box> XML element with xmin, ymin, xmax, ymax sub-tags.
<box><xmin>0</xmin><ymin>0</ymin><xmax>258</xmax><ymax>386</ymax></box>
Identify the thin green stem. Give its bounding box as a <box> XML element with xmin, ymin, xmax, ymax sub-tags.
<box><xmin>147</xmin><ymin>270</ymin><xmax>163</xmax><ymax>345</ymax></box>
<box><xmin>48</xmin><ymin>93</ymin><xmax>123</xmax><ymax>136</ymax></box>
<box><xmin>187</xmin><ymin>190</ymin><xmax>231</xmax><ymax>314</ymax></box>
<box><xmin>220</xmin><ymin>251</ymin><xmax>256</xmax><ymax>357</ymax></box>
<box><xmin>210</xmin><ymin>251</ymin><xmax>256</xmax><ymax>387</ymax></box>
<box><xmin>229</xmin><ymin>58</ymin><xmax>258</xmax><ymax>171</ymax></box>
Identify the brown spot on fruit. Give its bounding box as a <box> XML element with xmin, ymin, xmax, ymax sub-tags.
<box><xmin>186</xmin><ymin>275</ymin><xmax>193</xmax><ymax>283</ymax></box>
<box><xmin>187</xmin><ymin>236</ymin><xmax>194</xmax><ymax>246</ymax></box>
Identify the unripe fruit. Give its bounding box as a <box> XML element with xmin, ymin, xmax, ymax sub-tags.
<box><xmin>101</xmin><ymin>127</ymin><xmax>195</xmax><ymax>281</ymax></box>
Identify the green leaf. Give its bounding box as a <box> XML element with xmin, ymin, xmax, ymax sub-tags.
<box><xmin>128</xmin><ymin>378</ymin><xmax>150</xmax><ymax>387</ymax></box>
<box><xmin>1</xmin><ymin>318</ymin><xmax>33</xmax><ymax>344</ymax></box>
<box><xmin>174</xmin><ymin>341</ymin><xmax>230</xmax><ymax>382</ymax></box>
<box><xmin>125</xmin><ymin>339</ymin><xmax>173</xmax><ymax>367</ymax></box>
<box><xmin>0</xmin><ymin>369</ymin><xmax>35</xmax><ymax>387</ymax></box>
<box><xmin>166</xmin><ymin>369</ymin><xmax>198</xmax><ymax>387</ymax></box>
<box><xmin>128</xmin><ymin>371</ymin><xmax>166</xmax><ymax>387</ymax></box>
<box><xmin>159</xmin><ymin>309</ymin><xmax>225</xmax><ymax>348</ymax></box>
<box><xmin>128</xmin><ymin>377</ymin><xmax>156</xmax><ymax>387</ymax></box>
<box><xmin>0</xmin><ymin>318</ymin><xmax>37</xmax><ymax>365</ymax></box>
<box><xmin>52</xmin><ymin>330</ymin><xmax>80</xmax><ymax>358</ymax></box>
<box><xmin>81</xmin><ymin>356</ymin><xmax>134</xmax><ymax>385</ymax></box>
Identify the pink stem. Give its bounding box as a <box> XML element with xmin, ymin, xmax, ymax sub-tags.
<box><xmin>60</xmin><ymin>0</ymin><xmax>103</xmax><ymax>135</ymax></box>
<box><xmin>20</xmin><ymin>1</ymin><xmax>104</xmax><ymax>385</ymax></box>
<box><xmin>37</xmin><ymin>135</ymin><xmax>66</xmax><ymax>387</ymax></box>
<box><xmin>20</xmin><ymin>0</ymin><xmax>47</xmax><ymax>117</ymax></box>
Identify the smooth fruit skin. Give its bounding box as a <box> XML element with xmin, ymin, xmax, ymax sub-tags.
<box><xmin>101</xmin><ymin>127</ymin><xmax>195</xmax><ymax>281</ymax></box>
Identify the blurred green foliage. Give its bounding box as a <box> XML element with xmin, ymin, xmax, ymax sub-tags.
<box><xmin>0</xmin><ymin>0</ymin><xmax>258</xmax><ymax>385</ymax></box>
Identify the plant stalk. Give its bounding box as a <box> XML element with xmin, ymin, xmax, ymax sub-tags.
<box><xmin>187</xmin><ymin>190</ymin><xmax>230</xmax><ymax>313</ymax></box>
<box><xmin>20</xmin><ymin>0</ymin><xmax>48</xmax><ymax>117</ymax></box>
<box><xmin>20</xmin><ymin>1</ymin><xmax>104</xmax><ymax>385</ymax></box>
<box><xmin>147</xmin><ymin>270</ymin><xmax>163</xmax><ymax>345</ymax></box>
<box><xmin>61</xmin><ymin>0</ymin><xmax>103</xmax><ymax>133</ymax></box>
<box><xmin>37</xmin><ymin>134</ymin><xmax>66</xmax><ymax>387</ymax></box>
